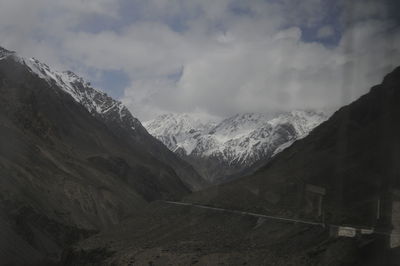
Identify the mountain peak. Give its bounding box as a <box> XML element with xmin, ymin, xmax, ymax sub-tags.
<box><xmin>0</xmin><ymin>46</ymin><xmax>15</xmax><ymax>59</ymax></box>
<box><xmin>1</xmin><ymin>50</ymin><xmax>143</xmax><ymax>131</ymax></box>
<box><xmin>62</xmin><ymin>70</ymin><xmax>91</xmax><ymax>86</ymax></box>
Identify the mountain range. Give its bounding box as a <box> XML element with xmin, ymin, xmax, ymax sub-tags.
<box><xmin>1</xmin><ymin>44</ymin><xmax>399</xmax><ymax>265</ymax></box>
<box><xmin>144</xmin><ymin>111</ymin><xmax>327</xmax><ymax>183</ymax></box>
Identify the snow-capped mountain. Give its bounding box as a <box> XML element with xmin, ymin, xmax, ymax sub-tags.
<box><xmin>144</xmin><ymin>111</ymin><xmax>328</xmax><ymax>182</ymax></box>
<box><xmin>9</xmin><ymin>54</ymin><xmax>142</xmax><ymax>133</ymax></box>
<box><xmin>143</xmin><ymin>113</ymin><xmax>216</xmax><ymax>156</ymax></box>
<box><xmin>0</xmin><ymin>46</ymin><xmax>206</xmax><ymax>191</ymax></box>
<box><xmin>0</xmin><ymin>47</ymin><xmax>13</xmax><ymax>60</ymax></box>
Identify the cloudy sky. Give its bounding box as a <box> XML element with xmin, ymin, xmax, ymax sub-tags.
<box><xmin>0</xmin><ymin>0</ymin><xmax>400</xmax><ymax>120</ymax></box>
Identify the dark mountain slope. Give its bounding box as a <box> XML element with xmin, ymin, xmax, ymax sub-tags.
<box><xmin>67</xmin><ymin>67</ymin><xmax>400</xmax><ymax>265</ymax></box>
<box><xmin>16</xmin><ymin>48</ymin><xmax>206</xmax><ymax>192</ymax></box>
<box><xmin>0</xmin><ymin>49</ymin><xmax>195</xmax><ymax>264</ymax></box>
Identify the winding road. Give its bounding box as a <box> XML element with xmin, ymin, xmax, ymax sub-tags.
<box><xmin>163</xmin><ymin>201</ymin><xmax>399</xmax><ymax>239</ymax></box>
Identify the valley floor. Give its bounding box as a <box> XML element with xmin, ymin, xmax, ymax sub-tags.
<box><xmin>63</xmin><ymin>202</ymin><xmax>400</xmax><ymax>266</ymax></box>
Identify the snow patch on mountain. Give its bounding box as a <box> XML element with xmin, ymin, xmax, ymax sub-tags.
<box><xmin>0</xmin><ymin>47</ymin><xmax>15</xmax><ymax>60</ymax></box>
<box><xmin>6</xmin><ymin>53</ymin><xmax>142</xmax><ymax>130</ymax></box>
<box><xmin>143</xmin><ymin>113</ymin><xmax>217</xmax><ymax>155</ymax></box>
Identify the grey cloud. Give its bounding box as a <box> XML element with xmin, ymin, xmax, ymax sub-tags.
<box><xmin>317</xmin><ymin>26</ymin><xmax>335</xmax><ymax>39</ymax></box>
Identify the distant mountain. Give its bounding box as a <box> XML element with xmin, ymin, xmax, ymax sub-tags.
<box><xmin>144</xmin><ymin>111</ymin><xmax>327</xmax><ymax>183</ymax></box>
<box><xmin>143</xmin><ymin>113</ymin><xmax>216</xmax><ymax>155</ymax></box>
<box><xmin>0</xmin><ymin>46</ymin><xmax>204</xmax><ymax>264</ymax></box>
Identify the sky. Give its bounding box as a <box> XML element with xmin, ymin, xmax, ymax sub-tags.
<box><xmin>0</xmin><ymin>0</ymin><xmax>399</xmax><ymax>121</ymax></box>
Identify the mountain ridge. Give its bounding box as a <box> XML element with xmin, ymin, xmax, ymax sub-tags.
<box><xmin>144</xmin><ymin>110</ymin><xmax>327</xmax><ymax>183</ymax></box>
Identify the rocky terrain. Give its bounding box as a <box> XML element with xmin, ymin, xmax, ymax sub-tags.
<box><xmin>145</xmin><ymin>111</ymin><xmax>327</xmax><ymax>183</ymax></box>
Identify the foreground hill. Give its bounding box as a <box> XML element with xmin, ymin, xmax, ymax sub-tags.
<box><xmin>67</xmin><ymin>67</ymin><xmax>400</xmax><ymax>265</ymax></box>
<box><xmin>145</xmin><ymin>111</ymin><xmax>326</xmax><ymax>183</ymax></box>
<box><xmin>0</xmin><ymin>46</ymin><xmax>204</xmax><ymax>265</ymax></box>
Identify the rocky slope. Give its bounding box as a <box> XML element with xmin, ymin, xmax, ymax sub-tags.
<box><xmin>0</xmin><ymin>46</ymin><xmax>204</xmax><ymax>265</ymax></box>
<box><xmin>20</xmin><ymin>53</ymin><xmax>206</xmax><ymax>191</ymax></box>
<box><xmin>144</xmin><ymin>111</ymin><xmax>327</xmax><ymax>183</ymax></box>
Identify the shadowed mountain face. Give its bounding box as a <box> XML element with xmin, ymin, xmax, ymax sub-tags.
<box><xmin>0</xmin><ymin>47</ymin><xmax>205</xmax><ymax>264</ymax></box>
<box><xmin>66</xmin><ymin>67</ymin><xmax>400</xmax><ymax>265</ymax></box>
